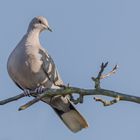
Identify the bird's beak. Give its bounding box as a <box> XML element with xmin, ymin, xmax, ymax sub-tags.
<box><xmin>47</xmin><ymin>27</ymin><xmax>52</xmax><ymax>32</ymax></box>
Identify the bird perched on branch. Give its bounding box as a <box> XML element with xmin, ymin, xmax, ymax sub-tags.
<box><xmin>7</xmin><ymin>16</ymin><xmax>88</xmax><ymax>132</ymax></box>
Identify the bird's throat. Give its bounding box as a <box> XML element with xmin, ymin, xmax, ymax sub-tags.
<box><xmin>26</xmin><ymin>29</ymin><xmax>41</xmax><ymax>47</ymax></box>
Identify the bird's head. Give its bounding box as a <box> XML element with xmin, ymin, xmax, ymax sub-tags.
<box><xmin>27</xmin><ymin>16</ymin><xmax>52</xmax><ymax>33</ymax></box>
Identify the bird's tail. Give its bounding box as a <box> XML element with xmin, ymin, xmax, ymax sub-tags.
<box><xmin>50</xmin><ymin>96</ymin><xmax>88</xmax><ymax>133</ymax></box>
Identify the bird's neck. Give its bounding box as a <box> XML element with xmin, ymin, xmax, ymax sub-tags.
<box><xmin>25</xmin><ymin>29</ymin><xmax>41</xmax><ymax>47</ymax></box>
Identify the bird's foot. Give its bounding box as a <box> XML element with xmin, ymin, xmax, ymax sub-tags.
<box><xmin>23</xmin><ymin>89</ymin><xmax>32</xmax><ymax>97</ymax></box>
<box><xmin>34</xmin><ymin>86</ymin><xmax>45</xmax><ymax>94</ymax></box>
<box><xmin>23</xmin><ymin>86</ymin><xmax>45</xmax><ymax>97</ymax></box>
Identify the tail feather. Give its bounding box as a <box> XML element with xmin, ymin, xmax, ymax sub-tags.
<box><xmin>53</xmin><ymin>102</ymin><xmax>88</xmax><ymax>133</ymax></box>
<box><xmin>39</xmin><ymin>95</ymin><xmax>88</xmax><ymax>132</ymax></box>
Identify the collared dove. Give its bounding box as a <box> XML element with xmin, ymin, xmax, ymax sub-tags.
<box><xmin>7</xmin><ymin>16</ymin><xmax>88</xmax><ymax>132</ymax></box>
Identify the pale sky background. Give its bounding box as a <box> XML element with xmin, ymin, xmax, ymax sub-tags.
<box><xmin>0</xmin><ymin>0</ymin><xmax>140</xmax><ymax>140</ymax></box>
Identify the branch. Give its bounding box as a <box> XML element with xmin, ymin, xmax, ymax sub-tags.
<box><xmin>1</xmin><ymin>87</ymin><xmax>140</xmax><ymax>110</ymax></box>
<box><xmin>0</xmin><ymin>93</ymin><xmax>25</xmax><ymax>105</ymax></box>
<box><xmin>0</xmin><ymin>90</ymin><xmax>39</xmax><ymax>105</ymax></box>
<box><xmin>1</xmin><ymin>62</ymin><xmax>140</xmax><ymax>111</ymax></box>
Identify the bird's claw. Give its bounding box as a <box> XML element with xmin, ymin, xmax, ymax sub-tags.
<box><xmin>34</xmin><ymin>86</ymin><xmax>45</xmax><ymax>94</ymax></box>
<box><xmin>23</xmin><ymin>86</ymin><xmax>45</xmax><ymax>97</ymax></box>
<box><xmin>23</xmin><ymin>89</ymin><xmax>31</xmax><ymax>97</ymax></box>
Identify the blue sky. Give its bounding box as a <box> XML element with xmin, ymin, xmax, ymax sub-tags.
<box><xmin>0</xmin><ymin>0</ymin><xmax>140</xmax><ymax>139</ymax></box>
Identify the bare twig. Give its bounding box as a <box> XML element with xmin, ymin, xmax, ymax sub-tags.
<box><xmin>100</xmin><ymin>65</ymin><xmax>118</xmax><ymax>79</ymax></box>
<box><xmin>18</xmin><ymin>94</ymin><xmax>47</xmax><ymax>111</ymax></box>
<box><xmin>94</xmin><ymin>96</ymin><xmax>120</xmax><ymax>106</ymax></box>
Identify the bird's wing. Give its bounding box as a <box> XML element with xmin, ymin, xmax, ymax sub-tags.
<box><xmin>39</xmin><ymin>48</ymin><xmax>63</xmax><ymax>87</ymax></box>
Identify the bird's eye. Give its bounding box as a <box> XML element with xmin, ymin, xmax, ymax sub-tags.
<box><xmin>38</xmin><ymin>20</ymin><xmax>42</xmax><ymax>24</ymax></box>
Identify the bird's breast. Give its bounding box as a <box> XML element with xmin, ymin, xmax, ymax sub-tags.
<box><xmin>25</xmin><ymin>45</ymin><xmax>43</xmax><ymax>73</ymax></box>
<box><xmin>8</xmin><ymin>46</ymin><xmax>47</xmax><ymax>89</ymax></box>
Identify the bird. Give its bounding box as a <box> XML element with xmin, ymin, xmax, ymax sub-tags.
<box><xmin>7</xmin><ymin>16</ymin><xmax>88</xmax><ymax>133</ymax></box>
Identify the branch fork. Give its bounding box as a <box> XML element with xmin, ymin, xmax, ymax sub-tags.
<box><xmin>91</xmin><ymin>62</ymin><xmax>118</xmax><ymax>89</ymax></box>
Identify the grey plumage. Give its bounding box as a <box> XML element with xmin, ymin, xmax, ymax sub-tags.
<box><xmin>7</xmin><ymin>16</ymin><xmax>88</xmax><ymax>132</ymax></box>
